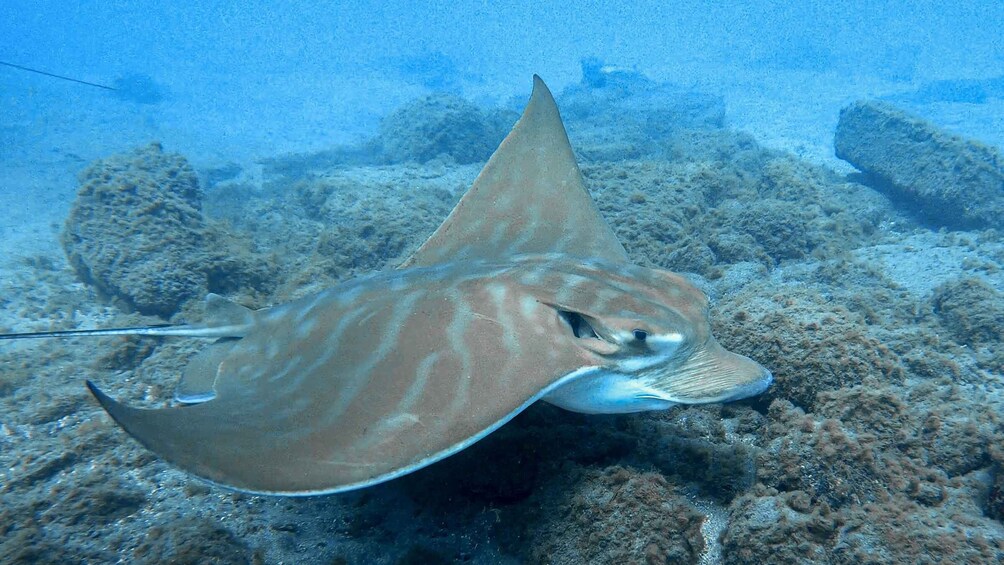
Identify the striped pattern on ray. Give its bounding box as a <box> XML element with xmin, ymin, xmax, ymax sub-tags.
<box><xmin>91</xmin><ymin>259</ymin><xmax>609</xmax><ymax>493</ymax></box>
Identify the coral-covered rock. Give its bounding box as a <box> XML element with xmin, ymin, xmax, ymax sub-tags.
<box><xmin>722</xmin><ymin>490</ymin><xmax>839</xmax><ymax>564</ymax></box>
<box><xmin>522</xmin><ymin>466</ymin><xmax>706</xmax><ymax>564</ymax></box>
<box><xmin>378</xmin><ymin>93</ymin><xmax>515</xmax><ymax>165</ymax></box>
<box><xmin>932</xmin><ymin>277</ymin><xmax>1004</xmax><ymax>346</ymax></box>
<box><xmin>61</xmin><ymin>143</ymin><xmax>274</xmax><ymax>317</ymax></box>
<box><xmin>714</xmin><ymin>290</ymin><xmax>907</xmax><ymax>411</ymax></box>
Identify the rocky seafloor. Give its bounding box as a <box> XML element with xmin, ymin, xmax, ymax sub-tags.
<box><xmin>1</xmin><ymin>74</ymin><xmax>1003</xmax><ymax>564</ymax></box>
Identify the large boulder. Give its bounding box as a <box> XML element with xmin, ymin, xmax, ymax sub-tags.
<box><xmin>834</xmin><ymin>100</ymin><xmax>1004</xmax><ymax>230</ymax></box>
<box><xmin>62</xmin><ymin>143</ymin><xmax>273</xmax><ymax>317</ymax></box>
<box><xmin>378</xmin><ymin>93</ymin><xmax>515</xmax><ymax>165</ymax></box>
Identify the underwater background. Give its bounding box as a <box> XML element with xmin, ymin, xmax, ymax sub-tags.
<box><xmin>2</xmin><ymin>1</ymin><xmax>1003</xmax><ymax>563</ymax></box>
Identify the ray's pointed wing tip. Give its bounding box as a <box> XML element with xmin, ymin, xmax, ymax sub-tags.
<box><xmin>530</xmin><ymin>74</ymin><xmax>553</xmax><ymax>101</ymax></box>
<box><xmin>86</xmin><ymin>380</ymin><xmax>137</xmax><ymax>423</ymax></box>
<box><xmin>86</xmin><ymin>380</ymin><xmax>116</xmax><ymax>411</ymax></box>
<box><xmin>86</xmin><ymin>379</ymin><xmax>104</xmax><ymax>400</ymax></box>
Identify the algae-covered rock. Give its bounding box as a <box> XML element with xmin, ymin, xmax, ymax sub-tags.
<box><xmin>62</xmin><ymin>142</ymin><xmax>274</xmax><ymax>317</ymax></box>
<box><xmin>260</xmin><ymin>94</ymin><xmax>512</xmax><ymax>179</ymax></box>
<box><xmin>931</xmin><ymin>277</ymin><xmax>1004</xmax><ymax>346</ymax></box>
<box><xmin>715</xmin><ymin>289</ymin><xmax>907</xmax><ymax>411</ymax></box>
<box><xmin>306</xmin><ymin>167</ymin><xmax>458</xmax><ymax>272</ymax></box>
<box><xmin>712</xmin><ymin>198</ymin><xmax>813</xmax><ymax>262</ymax></box>
<box><xmin>835</xmin><ymin>100</ymin><xmax>1004</xmax><ymax>230</ymax></box>
<box><xmin>264</xmin><ymin>164</ymin><xmax>468</xmax><ymax>299</ymax></box>
<box><xmin>378</xmin><ymin>93</ymin><xmax>515</xmax><ymax>165</ymax></box>
<box><xmin>722</xmin><ymin>490</ymin><xmax>837</xmax><ymax>563</ymax></box>
<box><xmin>580</xmin><ymin>145</ymin><xmax>893</xmax><ymax>277</ymax></box>
<box><xmin>722</xmin><ymin>397</ymin><xmax>1004</xmax><ymax>564</ymax></box>
<box><xmin>132</xmin><ymin>516</ymin><xmax>257</xmax><ymax>564</ymax></box>
<box><xmin>522</xmin><ymin>466</ymin><xmax>707</xmax><ymax>564</ymax></box>
<box><xmin>991</xmin><ymin>448</ymin><xmax>1004</xmax><ymax>522</ymax></box>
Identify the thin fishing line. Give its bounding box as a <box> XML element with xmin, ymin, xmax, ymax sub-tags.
<box><xmin>0</xmin><ymin>60</ymin><xmax>117</xmax><ymax>90</ymax></box>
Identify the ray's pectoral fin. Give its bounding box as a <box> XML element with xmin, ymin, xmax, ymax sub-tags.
<box><xmin>400</xmin><ymin>75</ymin><xmax>628</xmax><ymax>268</ymax></box>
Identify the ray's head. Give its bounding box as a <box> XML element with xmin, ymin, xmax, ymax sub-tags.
<box><xmin>537</xmin><ymin>258</ymin><xmax>773</xmax><ymax>405</ymax></box>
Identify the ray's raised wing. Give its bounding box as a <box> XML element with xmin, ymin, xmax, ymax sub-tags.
<box><xmin>401</xmin><ymin>75</ymin><xmax>628</xmax><ymax>268</ymax></box>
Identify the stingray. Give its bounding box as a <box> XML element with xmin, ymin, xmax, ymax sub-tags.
<box><xmin>1</xmin><ymin>76</ymin><xmax>772</xmax><ymax>495</ymax></box>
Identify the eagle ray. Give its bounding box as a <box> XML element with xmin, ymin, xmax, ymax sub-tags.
<box><xmin>0</xmin><ymin>76</ymin><xmax>772</xmax><ymax>495</ymax></box>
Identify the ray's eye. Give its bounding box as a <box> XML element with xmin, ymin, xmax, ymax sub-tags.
<box><xmin>633</xmin><ymin>329</ymin><xmax>648</xmax><ymax>342</ymax></box>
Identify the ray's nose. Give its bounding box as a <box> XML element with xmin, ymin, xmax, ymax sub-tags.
<box><xmin>652</xmin><ymin>340</ymin><xmax>773</xmax><ymax>404</ymax></box>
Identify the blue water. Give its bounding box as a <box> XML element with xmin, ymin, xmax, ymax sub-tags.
<box><xmin>3</xmin><ymin>2</ymin><xmax>1003</xmax><ymax>165</ymax></box>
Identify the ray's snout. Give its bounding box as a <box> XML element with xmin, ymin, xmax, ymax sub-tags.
<box><xmin>650</xmin><ymin>340</ymin><xmax>773</xmax><ymax>404</ymax></box>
